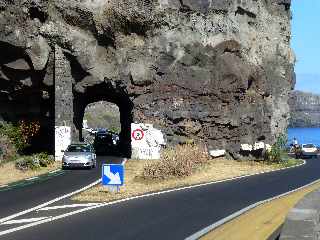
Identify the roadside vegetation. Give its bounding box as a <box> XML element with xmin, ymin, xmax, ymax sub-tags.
<box><xmin>0</xmin><ymin>160</ymin><xmax>60</xmax><ymax>186</ymax></box>
<box><xmin>74</xmin><ymin>142</ymin><xmax>303</xmax><ymax>202</ymax></box>
<box><xmin>0</xmin><ymin>122</ymin><xmax>59</xmax><ymax>186</ymax></box>
<box><xmin>265</xmin><ymin>133</ymin><xmax>303</xmax><ymax>167</ymax></box>
<box><xmin>142</xmin><ymin>144</ymin><xmax>209</xmax><ymax>180</ymax></box>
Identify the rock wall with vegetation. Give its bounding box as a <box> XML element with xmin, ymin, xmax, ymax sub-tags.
<box><xmin>289</xmin><ymin>91</ymin><xmax>320</xmax><ymax>128</ymax></box>
<box><xmin>0</xmin><ymin>0</ymin><xmax>294</xmax><ymax>157</ymax></box>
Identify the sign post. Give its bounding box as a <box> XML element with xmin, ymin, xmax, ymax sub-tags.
<box><xmin>102</xmin><ymin>164</ymin><xmax>124</xmax><ymax>193</ymax></box>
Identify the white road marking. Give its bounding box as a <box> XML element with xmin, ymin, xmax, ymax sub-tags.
<box><xmin>49</xmin><ymin>169</ymin><xmax>61</xmax><ymax>174</ymax></box>
<box><xmin>0</xmin><ymin>185</ymin><xmax>8</xmax><ymax>188</ymax></box>
<box><xmin>0</xmin><ymin>159</ymin><xmax>307</xmax><ymax>237</ymax></box>
<box><xmin>25</xmin><ymin>177</ymin><xmax>38</xmax><ymax>181</ymax></box>
<box><xmin>0</xmin><ymin>157</ymin><xmax>127</xmax><ymax>224</ymax></box>
<box><xmin>38</xmin><ymin>203</ymin><xmax>100</xmax><ymax>211</ymax></box>
<box><xmin>1</xmin><ymin>217</ymin><xmax>50</xmax><ymax>225</ymax></box>
<box><xmin>0</xmin><ymin>179</ymin><xmax>102</xmax><ymax>224</ymax></box>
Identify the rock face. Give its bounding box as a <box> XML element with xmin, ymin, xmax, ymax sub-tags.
<box><xmin>0</xmin><ymin>0</ymin><xmax>295</xmax><ymax>157</ymax></box>
<box><xmin>289</xmin><ymin>91</ymin><xmax>320</xmax><ymax>128</ymax></box>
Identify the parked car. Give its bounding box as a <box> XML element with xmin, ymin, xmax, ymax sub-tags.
<box><xmin>300</xmin><ymin>143</ymin><xmax>318</xmax><ymax>158</ymax></box>
<box><xmin>62</xmin><ymin>143</ymin><xmax>97</xmax><ymax>169</ymax></box>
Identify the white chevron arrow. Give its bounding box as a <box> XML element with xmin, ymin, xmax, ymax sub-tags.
<box><xmin>104</xmin><ymin>166</ymin><xmax>121</xmax><ymax>185</ymax></box>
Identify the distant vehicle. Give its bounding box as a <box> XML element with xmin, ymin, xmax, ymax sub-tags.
<box><xmin>94</xmin><ymin>131</ymin><xmax>117</xmax><ymax>154</ymax></box>
<box><xmin>62</xmin><ymin>144</ymin><xmax>96</xmax><ymax>169</ymax></box>
<box><xmin>300</xmin><ymin>144</ymin><xmax>318</xmax><ymax>158</ymax></box>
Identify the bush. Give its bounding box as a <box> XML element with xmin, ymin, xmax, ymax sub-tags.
<box><xmin>265</xmin><ymin>133</ymin><xmax>287</xmax><ymax>163</ymax></box>
<box><xmin>35</xmin><ymin>153</ymin><xmax>55</xmax><ymax>167</ymax></box>
<box><xmin>0</xmin><ymin>121</ymin><xmax>40</xmax><ymax>154</ymax></box>
<box><xmin>0</xmin><ymin>123</ymin><xmax>28</xmax><ymax>153</ymax></box>
<box><xmin>142</xmin><ymin>144</ymin><xmax>210</xmax><ymax>180</ymax></box>
<box><xmin>0</xmin><ymin>134</ymin><xmax>17</xmax><ymax>163</ymax></box>
<box><xmin>15</xmin><ymin>153</ymin><xmax>54</xmax><ymax>171</ymax></box>
<box><xmin>19</xmin><ymin>120</ymin><xmax>40</xmax><ymax>144</ymax></box>
<box><xmin>15</xmin><ymin>156</ymin><xmax>40</xmax><ymax>171</ymax></box>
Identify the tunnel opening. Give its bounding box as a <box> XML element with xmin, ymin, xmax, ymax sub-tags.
<box><xmin>73</xmin><ymin>81</ymin><xmax>133</xmax><ymax>157</ymax></box>
<box><xmin>83</xmin><ymin>101</ymin><xmax>121</xmax><ymax>156</ymax></box>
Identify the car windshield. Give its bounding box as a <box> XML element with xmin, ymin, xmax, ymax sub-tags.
<box><xmin>303</xmin><ymin>144</ymin><xmax>315</xmax><ymax>148</ymax></box>
<box><xmin>66</xmin><ymin>145</ymin><xmax>91</xmax><ymax>152</ymax></box>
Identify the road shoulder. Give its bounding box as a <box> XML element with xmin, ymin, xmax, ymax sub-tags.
<box><xmin>200</xmin><ymin>180</ymin><xmax>320</xmax><ymax>240</ymax></box>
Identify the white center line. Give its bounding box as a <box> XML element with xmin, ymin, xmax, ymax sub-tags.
<box><xmin>38</xmin><ymin>203</ymin><xmax>100</xmax><ymax>211</ymax></box>
<box><xmin>1</xmin><ymin>217</ymin><xmax>50</xmax><ymax>225</ymax></box>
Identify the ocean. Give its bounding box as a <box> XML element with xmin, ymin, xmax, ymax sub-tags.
<box><xmin>287</xmin><ymin>128</ymin><xmax>320</xmax><ymax>147</ymax></box>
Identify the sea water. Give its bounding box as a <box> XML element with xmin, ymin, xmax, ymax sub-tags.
<box><xmin>287</xmin><ymin>128</ymin><xmax>320</xmax><ymax>147</ymax></box>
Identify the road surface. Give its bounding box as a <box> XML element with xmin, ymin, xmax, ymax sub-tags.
<box><xmin>0</xmin><ymin>157</ymin><xmax>320</xmax><ymax>240</ymax></box>
<box><xmin>0</xmin><ymin>156</ymin><xmax>123</xmax><ymax>219</ymax></box>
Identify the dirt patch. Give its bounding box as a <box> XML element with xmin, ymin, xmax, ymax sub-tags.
<box><xmin>0</xmin><ymin>161</ymin><xmax>61</xmax><ymax>186</ymax></box>
<box><xmin>73</xmin><ymin>158</ymin><xmax>294</xmax><ymax>202</ymax></box>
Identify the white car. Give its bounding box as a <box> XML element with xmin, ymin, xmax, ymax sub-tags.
<box><xmin>301</xmin><ymin>144</ymin><xmax>318</xmax><ymax>158</ymax></box>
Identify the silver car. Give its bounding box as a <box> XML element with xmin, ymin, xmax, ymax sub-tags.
<box><xmin>62</xmin><ymin>144</ymin><xmax>97</xmax><ymax>169</ymax></box>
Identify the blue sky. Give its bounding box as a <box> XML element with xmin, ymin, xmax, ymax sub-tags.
<box><xmin>291</xmin><ymin>0</ymin><xmax>320</xmax><ymax>94</ymax></box>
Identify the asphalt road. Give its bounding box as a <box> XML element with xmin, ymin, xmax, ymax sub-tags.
<box><xmin>0</xmin><ymin>156</ymin><xmax>123</xmax><ymax>220</ymax></box>
<box><xmin>1</xmin><ymin>157</ymin><xmax>320</xmax><ymax>240</ymax></box>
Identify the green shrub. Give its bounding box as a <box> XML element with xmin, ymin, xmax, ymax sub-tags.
<box><xmin>0</xmin><ymin>123</ymin><xmax>29</xmax><ymax>153</ymax></box>
<box><xmin>15</xmin><ymin>153</ymin><xmax>54</xmax><ymax>171</ymax></box>
<box><xmin>35</xmin><ymin>153</ymin><xmax>55</xmax><ymax>167</ymax></box>
<box><xmin>0</xmin><ymin>134</ymin><xmax>18</xmax><ymax>163</ymax></box>
<box><xmin>265</xmin><ymin>133</ymin><xmax>288</xmax><ymax>163</ymax></box>
<box><xmin>15</xmin><ymin>156</ymin><xmax>40</xmax><ymax>171</ymax></box>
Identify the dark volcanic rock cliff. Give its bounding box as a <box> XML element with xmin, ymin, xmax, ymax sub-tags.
<box><xmin>0</xmin><ymin>0</ymin><xmax>294</xmax><ymax>157</ymax></box>
<box><xmin>289</xmin><ymin>91</ymin><xmax>320</xmax><ymax>128</ymax></box>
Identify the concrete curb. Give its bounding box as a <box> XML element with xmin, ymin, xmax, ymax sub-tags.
<box><xmin>280</xmin><ymin>187</ymin><xmax>320</xmax><ymax>240</ymax></box>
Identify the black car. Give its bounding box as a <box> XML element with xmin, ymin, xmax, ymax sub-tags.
<box><xmin>93</xmin><ymin>131</ymin><xmax>117</xmax><ymax>154</ymax></box>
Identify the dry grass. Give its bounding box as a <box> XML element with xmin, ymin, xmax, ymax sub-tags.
<box><xmin>73</xmin><ymin>158</ymin><xmax>281</xmax><ymax>202</ymax></box>
<box><xmin>0</xmin><ymin>161</ymin><xmax>61</xmax><ymax>186</ymax></box>
<box><xmin>142</xmin><ymin>144</ymin><xmax>209</xmax><ymax>179</ymax></box>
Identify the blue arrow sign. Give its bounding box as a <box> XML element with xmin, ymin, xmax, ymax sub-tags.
<box><xmin>102</xmin><ymin>164</ymin><xmax>124</xmax><ymax>186</ymax></box>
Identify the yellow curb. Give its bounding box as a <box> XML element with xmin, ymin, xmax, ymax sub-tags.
<box><xmin>201</xmin><ymin>181</ymin><xmax>320</xmax><ymax>240</ymax></box>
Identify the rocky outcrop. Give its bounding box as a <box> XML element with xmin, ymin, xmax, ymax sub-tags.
<box><xmin>0</xmin><ymin>0</ymin><xmax>294</xmax><ymax>157</ymax></box>
<box><xmin>289</xmin><ymin>91</ymin><xmax>320</xmax><ymax>128</ymax></box>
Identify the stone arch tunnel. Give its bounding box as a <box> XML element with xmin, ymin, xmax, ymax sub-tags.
<box><xmin>73</xmin><ymin>82</ymin><xmax>133</xmax><ymax>157</ymax></box>
<box><xmin>55</xmin><ymin>46</ymin><xmax>134</xmax><ymax>157</ymax></box>
<box><xmin>0</xmin><ymin>0</ymin><xmax>295</xmax><ymax>159</ymax></box>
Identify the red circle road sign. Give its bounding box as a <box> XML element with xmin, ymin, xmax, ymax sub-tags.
<box><xmin>132</xmin><ymin>129</ymin><xmax>144</xmax><ymax>141</ymax></box>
